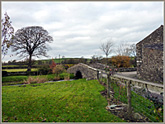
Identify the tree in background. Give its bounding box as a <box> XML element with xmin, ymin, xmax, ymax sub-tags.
<box><xmin>128</xmin><ymin>44</ymin><xmax>136</xmax><ymax>67</ymax></box>
<box><xmin>90</xmin><ymin>55</ymin><xmax>103</xmax><ymax>64</ymax></box>
<box><xmin>128</xmin><ymin>44</ymin><xmax>136</xmax><ymax>57</ymax></box>
<box><xmin>116</xmin><ymin>43</ymin><xmax>136</xmax><ymax>57</ymax></box>
<box><xmin>100</xmin><ymin>40</ymin><xmax>113</xmax><ymax>65</ymax></box>
<box><xmin>115</xmin><ymin>43</ymin><xmax>129</xmax><ymax>56</ymax></box>
<box><xmin>115</xmin><ymin>43</ymin><xmax>137</xmax><ymax>67</ymax></box>
<box><xmin>1</xmin><ymin>12</ymin><xmax>14</xmax><ymax>56</ymax></box>
<box><xmin>11</xmin><ymin>26</ymin><xmax>53</xmax><ymax>72</ymax></box>
<box><xmin>111</xmin><ymin>55</ymin><xmax>131</xmax><ymax>68</ymax></box>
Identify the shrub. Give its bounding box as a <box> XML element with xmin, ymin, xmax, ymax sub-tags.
<box><xmin>63</xmin><ymin>64</ymin><xmax>74</xmax><ymax>70</ymax></box>
<box><xmin>24</xmin><ymin>76</ymin><xmax>47</xmax><ymax>84</ymax></box>
<box><xmin>54</xmin><ymin>73</ymin><xmax>74</xmax><ymax>81</ymax></box>
<box><xmin>2</xmin><ymin>71</ymin><xmax>8</xmax><ymax>77</ymax></box>
<box><xmin>111</xmin><ymin>55</ymin><xmax>131</xmax><ymax>68</ymax></box>
<box><xmin>59</xmin><ymin>73</ymin><xmax>70</xmax><ymax>80</ymax></box>
<box><xmin>24</xmin><ymin>77</ymin><xmax>35</xmax><ymax>84</ymax></box>
<box><xmin>130</xmin><ymin>57</ymin><xmax>137</xmax><ymax>67</ymax></box>
<box><xmin>52</xmin><ymin>65</ymin><xmax>66</xmax><ymax>75</ymax></box>
<box><xmin>69</xmin><ymin>73</ymin><xmax>75</xmax><ymax>79</ymax></box>
<box><xmin>54</xmin><ymin>75</ymin><xmax>60</xmax><ymax>81</ymax></box>
<box><xmin>38</xmin><ymin>64</ymin><xmax>51</xmax><ymax>75</ymax></box>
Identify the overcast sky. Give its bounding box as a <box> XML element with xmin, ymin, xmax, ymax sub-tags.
<box><xmin>1</xmin><ymin>1</ymin><xmax>164</xmax><ymax>62</ymax></box>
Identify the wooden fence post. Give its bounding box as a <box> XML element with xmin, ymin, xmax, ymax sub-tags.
<box><xmin>127</xmin><ymin>80</ymin><xmax>132</xmax><ymax>118</ymax></box>
<box><xmin>97</xmin><ymin>70</ymin><xmax>99</xmax><ymax>80</ymax></box>
<box><xmin>107</xmin><ymin>72</ymin><xmax>110</xmax><ymax>99</ymax></box>
<box><xmin>100</xmin><ymin>71</ymin><xmax>102</xmax><ymax>82</ymax></box>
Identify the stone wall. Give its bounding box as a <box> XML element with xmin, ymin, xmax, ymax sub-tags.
<box><xmin>136</xmin><ymin>25</ymin><xmax>163</xmax><ymax>83</ymax></box>
<box><xmin>67</xmin><ymin>63</ymin><xmax>98</xmax><ymax>80</ymax></box>
<box><xmin>90</xmin><ymin>63</ymin><xmax>137</xmax><ymax>72</ymax></box>
<box><xmin>111</xmin><ymin>75</ymin><xmax>163</xmax><ymax>93</ymax></box>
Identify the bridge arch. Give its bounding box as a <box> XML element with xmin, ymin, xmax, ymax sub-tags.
<box><xmin>75</xmin><ymin>70</ymin><xmax>82</xmax><ymax>79</ymax></box>
<box><xmin>67</xmin><ymin>63</ymin><xmax>98</xmax><ymax>80</ymax></box>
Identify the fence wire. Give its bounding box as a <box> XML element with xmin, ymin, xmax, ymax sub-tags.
<box><xmin>98</xmin><ymin>72</ymin><xmax>163</xmax><ymax>122</ymax></box>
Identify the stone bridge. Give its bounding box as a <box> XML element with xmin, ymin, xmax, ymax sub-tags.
<box><xmin>67</xmin><ymin>63</ymin><xmax>163</xmax><ymax>93</ymax></box>
<box><xmin>67</xmin><ymin>63</ymin><xmax>99</xmax><ymax>80</ymax></box>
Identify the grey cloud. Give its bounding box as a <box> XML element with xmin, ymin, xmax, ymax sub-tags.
<box><xmin>1</xmin><ymin>1</ymin><xmax>163</xmax><ymax>62</ymax></box>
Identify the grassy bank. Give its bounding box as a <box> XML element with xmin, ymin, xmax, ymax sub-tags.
<box><xmin>2</xmin><ymin>73</ymin><xmax>74</xmax><ymax>86</ymax></box>
<box><xmin>2</xmin><ymin>79</ymin><xmax>123</xmax><ymax>122</ymax></box>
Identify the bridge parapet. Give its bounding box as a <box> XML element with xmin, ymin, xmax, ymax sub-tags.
<box><xmin>67</xmin><ymin>63</ymin><xmax>98</xmax><ymax>80</ymax></box>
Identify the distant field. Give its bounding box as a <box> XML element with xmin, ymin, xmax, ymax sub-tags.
<box><xmin>38</xmin><ymin>58</ymin><xmax>66</xmax><ymax>63</ymax></box>
<box><xmin>2</xmin><ymin>65</ymin><xmax>28</xmax><ymax>67</ymax></box>
<box><xmin>35</xmin><ymin>58</ymin><xmax>91</xmax><ymax>64</ymax></box>
<box><xmin>2</xmin><ymin>68</ymin><xmax>38</xmax><ymax>72</ymax></box>
<box><xmin>2</xmin><ymin>58</ymin><xmax>91</xmax><ymax>67</ymax></box>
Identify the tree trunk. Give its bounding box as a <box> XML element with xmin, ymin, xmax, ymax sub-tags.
<box><xmin>27</xmin><ymin>54</ymin><xmax>32</xmax><ymax>72</ymax></box>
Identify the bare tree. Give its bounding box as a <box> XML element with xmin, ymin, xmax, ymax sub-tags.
<box><xmin>100</xmin><ymin>40</ymin><xmax>113</xmax><ymax>65</ymax></box>
<box><xmin>116</xmin><ymin>43</ymin><xmax>136</xmax><ymax>57</ymax></box>
<box><xmin>91</xmin><ymin>55</ymin><xmax>103</xmax><ymax>63</ymax></box>
<box><xmin>11</xmin><ymin>26</ymin><xmax>53</xmax><ymax>72</ymax></box>
<box><xmin>129</xmin><ymin>44</ymin><xmax>136</xmax><ymax>57</ymax></box>
<box><xmin>1</xmin><ymin>12</ymin><xmax>14</xmax><ymax>56</ymax></box>
<box><xmin>116</xmin><ymin>43</ymin><xmax>129</xmax><ymax>56</ymax></box>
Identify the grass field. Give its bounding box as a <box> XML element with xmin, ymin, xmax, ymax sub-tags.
<box><xmin>2</xmin><ymin>58</ymin><xmax>91</xmax><ymax>67</ymax></box>
<box><xmin>35</xmin><ymin>58</ymin><xmax>91</xmax><ymax>64</ymax></box>
<box><xmin>2</xmin><ymin>65</ymin><xmax>28</xmax><ymax>67</ymax></box>
<box><xmin>40</xmin><ymin>58</ymin><xmax>66</xmax><ymax>63</ymax></box>
<box><xmin>2</xmin><ymin>79</ymin><xmax>124</xmax><ymax>122</ymax></box>
<box><xmin>2</xmin><ymin>68</ymin><xmax>38</xmax><ymax>72</ymax></box>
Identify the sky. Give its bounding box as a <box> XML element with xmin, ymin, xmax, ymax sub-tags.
<box><xmin>1</xmin><ymin>1</ymin><xmax>164</xmax><ymax>62</ymax></box>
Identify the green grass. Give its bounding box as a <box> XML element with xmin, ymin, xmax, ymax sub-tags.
<box><xmin>3</xmin><ymin>68</ymin><xmax>38</xmax><ymax>72</ymax></box>
<box><xmin>2</xmin><ymin>76</ymin><xmax>28</xmax><ymax>83</ymax></box>
<box><xmin>2</xmin><ymin>79</ymin><xmax>124</xmax><ymax>122</ymax></box>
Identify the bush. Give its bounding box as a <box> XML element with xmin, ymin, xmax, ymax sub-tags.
<box><xmin>130</xmin><ymin>57</ymin><xmax>137</xmax><ymax>67</ymax></box>
<box><xmin>53</xmin><ymin>65</ymin><xmax>66</xmax><ymax>75</ymax></box>
<box><xmin>2</xmin><ymin>71</ymin><xmax>8</xmax><ymax>77</ymax></box>
<box><xmin>111</xmin><ymin>55</ymin><xmax>131</xmax><ymax>68</ymax></box>
<box><xmin>54</xmin><ymin>73</ymin><xmax>74</xmax><ymax>81</ymax></box>
<box><xmin>24</xmin><ymin>76</ymin><xmax>47</xmax><ymax>84</ymax></box>
<box><xmin>38</xmin><ymin>64</ymin><xmax>51</xmax><ymax>75</ymax></box>
<box><xmin>59</xmin><ymin>73</ymin><xmax>70</xmax><ymax>80</ymax></box>
<box><xmin>63</xmin><ymin>64</ymin><xmax>74</xmax><ymax>70</ymax></box>
<box><xmin>54</xmin><ymin>75</ymin><xmax>60</xmax><ymax>81</ymax></box>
